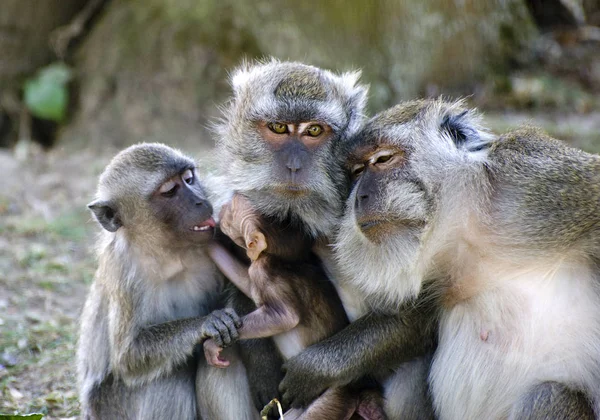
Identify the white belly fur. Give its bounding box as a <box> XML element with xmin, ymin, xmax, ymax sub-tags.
<box><xmin>431</xmin><ymin>261</ymin><xmax>600</xmax><ymax>419</ymax></box>
<box><xmin>273</xmin><ymin>328</ymin><xmax>305</xmax><ymax>360</ymax></box>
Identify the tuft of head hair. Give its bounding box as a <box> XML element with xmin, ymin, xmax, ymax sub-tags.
<box><xmin>225</xmin><ymin>58</ymin><xmax>368</xmax><ymax>139</ymax></box>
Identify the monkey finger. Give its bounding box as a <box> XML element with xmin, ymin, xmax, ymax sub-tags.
<box><xmin>217</xmin><ymin>317</ymin><xmax>238</xmax><ymax>344</ymax></box>
<box><xmin>223</xmin><ymin>307</ymin><xmax>243</xmax><ymax>328</ymax></box>
<box><xmin>214</xmin><ymin>308</ymin><xmax>241</xmax><ymax>334</ymax></box>
<box><xmin>212</xmin><ymin>318</ymin><xmax>233</xmax><ymax>346</ymax></box>
<box><xmin>203</xmin><ymin>324</ymin><xmax>224</xmax><ymax>347</ymax></box>
<box><xmin>204</xmin><ymin>340</ymin><xmax>230</xmax><ymax>368</ymax></box>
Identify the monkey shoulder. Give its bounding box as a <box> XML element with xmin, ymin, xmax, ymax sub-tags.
<box><xmin>484</xmin><ymin>126</ymin><xmax>600</xmax><ymax>250</ymax></box>
<box><xmin>489</xmin><ymin>126</ymin><xmax>600</xmax><ymax>168</ymax></box>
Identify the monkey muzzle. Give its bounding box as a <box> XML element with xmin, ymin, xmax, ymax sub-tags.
<box><xmin>190</xmin><ymin>216</ymin><xmax>216</xmax><ymax>233</ymax></box>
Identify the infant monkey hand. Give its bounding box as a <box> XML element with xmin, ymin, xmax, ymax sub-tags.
<box><xmin>204</xmin><ymin>338</ymin><xmax>229</xmax><ymax>368</ymax></box>
<box><xmin>201</xmin><ymin>309</ymin><xmax>242</xmax><ymax>368</ymax></box>
<box><xmin>219</xmin><ymin>194</ymin><xmax>267</xmax><ymax>260</ymax></box>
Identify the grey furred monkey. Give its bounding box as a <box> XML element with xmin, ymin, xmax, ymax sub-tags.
<box><xmin>334</xmin><ymin>98</ymin><xmax>599</xmax><ymax>419</ymax></box>
<box><xmin>77</xmin><ymin>143</ymin><xmax>256</xmax><ymax>420</ymax></box>
<box><xmin>210</xmin><ymin>58</ymin><xmax>436</xmax><ymax>419</ymax></box>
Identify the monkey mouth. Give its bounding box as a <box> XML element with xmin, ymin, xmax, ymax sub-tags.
<box><xmin>190</xmin><ymin>217</ymin><xmax>216</xmax><ymax>232</ymax></box>
<box><xmin>274</xmin><ymin>184</ymin><xmax>310</xmax><ymax>196</ymax></box>
<box><xmin>358</xmin><ymin>218</ymin><xmax>389</xmax><ymax>231</ymax></box>
<box><xmin>357</xmin><ymin>216</ymin><xmax>425</xmax><ymax>240</ymax></box>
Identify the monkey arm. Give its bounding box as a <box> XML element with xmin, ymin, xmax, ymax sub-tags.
<box><xmin>114</xmin><ymin>309</ymin><xmax>241</xmax><ymax>383</ymax></box>
<box><xmin>229</xmin><ymin>287</ymin><xmax>287</xmax><ymax>411</ymax></box>
<box><xmin>203</xmin><ymin>304</ymin><xmax>300</xmax><ymax>369</ymax></box>
<box><xmin>279</xmin><ymin>301</ymin><xmax>438</xmax><ymax>408</ymax></box>
<box><xmin>208</xmin><ymin>241</ymin><xmax>253</xmax><ymax>298</ymax></box>
<box><xmin>238</xmin><ymin>304</ymin><xmax>301</xmax><ymax>340</ymax></box>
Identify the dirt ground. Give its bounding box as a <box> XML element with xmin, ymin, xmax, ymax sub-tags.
<box><xmin>0</xmin><ymin>110</ymin><xmax>599</xmax><ymax>419</ymax></box>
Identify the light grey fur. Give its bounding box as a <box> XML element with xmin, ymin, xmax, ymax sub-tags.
<box><xmin>214</xmin><ymin>58</ymin><xmax>368</xmax><ymax>237</ymax></box>
<box><xmin>78</xmin><ymin>143</ymin><xmax>257</xmax><ymax>419</ymax></box>
<box><xmin>335</xmin><ymin>99</ymin><xmax>600</xmax><ymax>419</ymax></box>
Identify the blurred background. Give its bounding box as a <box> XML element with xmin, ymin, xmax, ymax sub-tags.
<box><xmin>0</xmin><ymin>0</ymin><xmax>599</xmax><ymax>417</ymax></box>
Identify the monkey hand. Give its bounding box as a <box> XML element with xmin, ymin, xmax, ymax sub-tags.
<box><xmin>201</xmin><ymin>308</ymin><xmax>242</xmax><ymax>347</ymax></box>
<box><xmin>279</xmin><ymin>348</ymin><xmax>335</xmax><ymax>408</ymax></box>
<box><xmin>203</xmin><ymin>338</ymin><xmax>229</xmax><ymax>368</ymax></box>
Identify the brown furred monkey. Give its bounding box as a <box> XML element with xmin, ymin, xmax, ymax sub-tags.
<box><xmin>204</xmin><ymin>194</ymin><xmax>386</xmax><ymax>420</ymax></box>
<box><xmin>334</xmin><ymin>99</ymin><xmax>599</xmax><ymax>419</ymax></box>
<box><xmin>77</xmin><ymin>143</ymin><xmax>257</xmax><ymax>420</ymax></box>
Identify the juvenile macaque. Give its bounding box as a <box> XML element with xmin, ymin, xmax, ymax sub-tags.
<box><xmin>77</xmin><ymin>143</ymin><xmax>256</xmax><ymax>420</ymax></box>
<box><xmin>205</xmin><ymin>194</ymin><xmax>386</xmax><ymax>420</ymax></box>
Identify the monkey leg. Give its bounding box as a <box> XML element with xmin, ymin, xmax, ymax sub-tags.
<box><xmin>86</xmin><ymin>366</ymin><xmax>198</xmax><ymax>420</ymax></box>
<box><xmin>508</xmin><ymin>381</ymin><xmax>595</xmax><ymax>420</ymax></box>
<box><xmin>230</xmin><ymin>287</ymin><xmax>286</xmax><ymax>412</ymax></box>
<box><xmin>284</xmin><ymin>387</ymin><xmax>361</xmax><ymax>420</ymax></box>
<box><xmin>197</xmin><ymin>345</ymin><xmax>260</xmax><ymax>420</ymax></box>
<box><xmin>356</xmin><ymin>388</ymin><xmax>387</xmax><ymax>420</ymax></box>
<box><xmin>383</xmin><ymin>356</ymin><xmax>435</xmax><ymax>420</ymax></box>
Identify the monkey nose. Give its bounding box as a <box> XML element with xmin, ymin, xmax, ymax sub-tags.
<box><xmin>286</xmin><ymin>155</ymin><xmax>302</xmax><ymax>173</ymax></box>
<box><xmin>355</xmin><ymin>193</ymin><xmax>369</xmax><ymax>210</ymax></box>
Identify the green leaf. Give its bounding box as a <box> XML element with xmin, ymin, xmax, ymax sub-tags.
<box><xmin>23</xmin><ymin>63</ymin><xmax>72</xmax><ymax>122</ymax></box>
<box><xmin>0</xmin><ymin>414</ymin><xmax>44</xmax><ymax>420</ymax></box>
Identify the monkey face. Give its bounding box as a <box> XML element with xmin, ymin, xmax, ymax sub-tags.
<box><xmin>334</xmin><ymin>99</ymin><xmax>495</xmax><ymax>307</ymax></box>
<box><xmin>149</xmin><ymin>168</ymin><xmax>215</xmax><ymax>244</ymax></box>
<box><xmin>215</xmin><ymin>60</ymin><xmax>369</xmax><ymax>237</ymax></box>
<box><xmin>89</xmin><ymin>143</ymin><xmax>216</xmax><ymax>247</ymax></box>
<box><xmin>334</xmin><ymin>135</ymin><xmax>429</xmax><ymax>308</ymax></box>
<box><xmin>257</xmin><ymin>121</ymin><xmax>334</xmax><ymax>191</ymax></box>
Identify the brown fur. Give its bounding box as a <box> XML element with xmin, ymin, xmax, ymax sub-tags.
<box><xmin>206</xmin><ymin>194</ymin><xmax>386</xmax><ymax>419</ymax></box>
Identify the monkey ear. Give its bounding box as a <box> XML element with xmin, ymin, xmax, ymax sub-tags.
<box><xmin>88</xmin><ymin>200</ymin><xmax>122</xmax><ymax>232</ymax></box>
<box><xmin>440</xmin><ymin>110</ymin><xmax>490</xmax><ymax>153</ymax></box>
<box><xmin>246</xmin><ymin>231</ymin><xmax>267</xmax><ymax>261</ymax></box>
<box><xmin>340</xmin><ymin>70</ymin><xmax>369</xmax><ymax>137</ymax></box>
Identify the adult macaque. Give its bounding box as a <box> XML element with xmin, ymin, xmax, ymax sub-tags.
<box><xmin>213</xmin><ymin>59</ymin><xmax>436</xmax><ymax>419</ymax></box>
<box><xmin>334</xmin><ymin>99</ymin><xmax>599</xmax><ymax>419</ymax></box>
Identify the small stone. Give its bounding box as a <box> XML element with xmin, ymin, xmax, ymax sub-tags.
<box><xmin>9</xmin><ymin>387</ymin><xmax>23</xmax><ymax>399</ymax></box>
<box><xmin>2</xmin><ymin>352</ymin><xmax>18</xmax><ymax>366</ymax></box>
<box><xmin>17</xmin><ymin>338</ymin><xmax>28</xmax><ymax>349</ymax></box>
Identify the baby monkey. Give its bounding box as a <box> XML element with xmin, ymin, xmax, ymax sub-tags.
<box><xmin>205</xmin><ymin>194</ymin><xmax>386</xmax><ymax>420</ymax></box>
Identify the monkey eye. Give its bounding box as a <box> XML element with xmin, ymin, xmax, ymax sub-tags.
<box><xmin>267</xmin><ymin>122</ymin><xmax>289</xmax><ymax>134</ymax></box>
<box><xmin>351</xmin><ymin>163</ymin><xmax>365</xmax><ymax>177</ymax></box>
<box><xmin>370</xmin><ymin>150</ymin><xmax>396</xmax><ymax>166</ymax></box>
<box><xmin>159</xmin><ymin>180</ymin><xmax>178</xmax><ymax>197</ymax></box>
<box><xmin>305</xmin><ymin>124</ymin><xmax>323</xmax><ymax>137</ymax></box>
<box><xmin>375</xmin><ymin>154</ymin><xmax>392</xmax><ymax>164</ymax></box>
<box><xmin>182</xmin><ymin>169</ymin><xmax>194</xmax><ymax>185</ymax></box>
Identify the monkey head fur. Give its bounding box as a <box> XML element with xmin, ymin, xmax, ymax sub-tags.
<box><xmin>335</xmin><ymin>99</ymin><xmax>495</xmax><ymax>309</ymax></box>
<box><xmin>215</xmin><ymin>59</ymin><xmax>368</xmax><ymax>238</ymax></box>
<box><xmin>89</xmin><ymin>143</ymin><xmax>215</xmax><ymax>251</ymax></box>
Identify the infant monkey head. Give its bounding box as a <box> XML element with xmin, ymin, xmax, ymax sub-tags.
<box><xmin>220</xmin><ymin>194</ymin><xmax>314</xmax><ymax>262</ymax></box>
<box><xmin>88</xmin><ymin>143</ymin><xmax>215</xmax><ymax>246</ymax></box>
